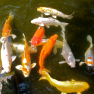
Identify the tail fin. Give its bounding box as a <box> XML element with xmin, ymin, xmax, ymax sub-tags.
<box><xmin>39</xmin><ymin>71</ymin><xmax>50</xmax><ymax>81</ymax></box>
<box><xmin>23</xmin><ymin>33</ymin><xmax>27</xmax><ymax>44</ymax></box>
<box><xmin>39</xmin><ymin>68</ymin><xmax>51</xmax><ymax>75</ymax></box>
<box><xmin>66</xmin><ymin>12</ymin><xmax>74</xmax><ymax>19</ymax></box>
<box><xmin>8</xmin><ymin>12</ymin><xmax>14</xmax><ymax>22</ymax></box>
<box><xmin>60</xmin><ymin>22</ymin><xmax>69</xmax><ymax>31</ymax></box>
<box><xmin>87</xmin><ymin>35</ymin><xmax>92</xmax><ymax>47</ymax></box>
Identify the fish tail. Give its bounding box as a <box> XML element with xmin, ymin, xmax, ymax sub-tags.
<box><xmin>39</xmin><ymin>71</ymin><xmax>50</xmax><ymax>81</ymax></box>
<box><xmin>87</xmin><ymin>35</ymin><xmax>92</xmax><ymax>46</ymax></box>
<box><xmin>39</xmin><ymin>68</ymin><xmax>51</xmax><ymax>75</ymax></box>
<box><xmin>8</xmin><ymin>12</ymin><xmax>14</xmax><ymax>22</ymax></box>
<box><xmin>60</xmin><ymin>22</ymin><xmax>69</xmax><ymax>31</ymax></box>
<box><xmin>66</xmin><ymin>12</ymin><xmax>74</xmax><ymax>19</ymax></box>
<box><xmin>23</xmin><ymin>33</ymin><xmax>27</xmax><ymax>44</ymax></box>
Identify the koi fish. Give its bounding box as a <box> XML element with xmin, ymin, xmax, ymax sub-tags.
<box><xmin>79</xmin><ymin>35</ymin><xmax>94</xmax><ymax>67</ymax></box>
<box><xmin>11</xmin><ymin>43</ymin><xmax>37</xmax><ymax>54</ymax></box>
<box><xmin>31</xmin><ymin>17</ymin><xmax>68</xmax><ymax>31</ymax></box>
<box><xmin>16</xmin><ymin>34</ymin><xmax>36</xmax><ymax>77</ymax></box>
<box><xmin>1</xmin><ymin>38</ymin><xmax>16</xmax><ymax>73</ymax></box>
<box><xmin>30</xmin><ymin>26</ymin><xmax>45</xmax><ymax>47</ymax></box>
<box><xmin>59</xmin><ymin>31</ymin><xmax>80</xmax><ymax>68</ymax></box>
<box><xmin>39</xmin><ymin>71</ymin><xmax>90</xmax><ymax>94</ymax></box>
<box><xmin>37</xmin><ymin>7</ymin><xmax>73</xmax><ymax>19</ymax></box>
<box><xmin>39</xmin><ymin>34</ymin><xmax>58</xmax><ymax>74</ymax></box>
<box><xmin>2</xmin><ymin>12</ymin><xmax>16</xmax><ymax>39</ymax></box>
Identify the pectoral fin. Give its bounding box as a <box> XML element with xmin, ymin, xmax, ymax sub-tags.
<box><xmin>52</xmin><ymin>15</ymin><xmax>57</xmax><ymax>18</ymax></box>
<box><xmin>15</xmin><ymin>65</ymin><xmax>23</xmax><ymax>70</ymax></box>
<box><xmin>44</xmin><ymin>13</ymin><xmax>50</xmax><ymax>15</ymax></box>
<box><xmin>10</xmin><ymin>34</ymin><xmax>17</xmax><ymax>39</ymax></box>
<box><xmin>39</xmin><ymin>77</ymin><xmax>46</xmax><ymax>81</ymax></box>
<box><xmin>79</xmin><ymin>62</ymin><xmax>85</xmax><ymax>66</ymax></box>
<box><xmin>31</xmin><ymin>63</ymin><xmax>36</xmax><ymax>68</ymax></box>
<box><xmin>75</xmin><ymin>59</ymin><xmax>80</xmax><ymax>62</ymax></box>
<box><xmin>40</xmin><ymin>23</ymin><xmax>44</xmax><ymax>26</ymax></box>
<box><xmin>59</xmin><ymin>61</ymin><xmax>66</xmax><ymax>64</ymax></box>
<box><xmin>41</xmin><ymin>39</ymin><xmax>48</xmax><ymax>43</ymax></box>
<box><xmin>11</xmin><ymin>56</ymin><xmax>16</xmax><ymax>62</ymax></box>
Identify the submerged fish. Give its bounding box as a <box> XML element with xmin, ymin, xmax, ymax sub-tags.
<box><xmin>30</xmin><ymin>26</ymin><xmax>45</xmax><ymax>47</ymax></box>
<box><xmin>2</xmin><ymin>12</ymin><xmax>16</xmax><ymax>39</ymax></box>
<box><xmin>31</xmin><ymin>17</ymin><xmax>68</xmax><ymax>31</ymax></box>
<box><xmin>15</xmin><ymin>34</ymin><xmax>36</xmax><ymax>77</ymax></box>
<box><xmin>39</xmin><ymin>71</ymin><xmax>90</xmax><ymax>94</ymax></box>
<box><xmin>59</xmin><ymin>31</ymin><xmax>80</xmax><ymax>68</ymax></box>
<box><xmin>79</xmin><ymin>35</ymin><xmax>94</xmax><ymax>67</ymax></box>
<box><xmin>1</xmin><ymin>38</ymin><xmax>16</xmax><ymax>73</ymax></box>
<box><xmin>11</xmin><ymin>43</ymin><xmax>37</xmax><ymax>54</ymax></box>
<box><xmin>39</xmin><ymin>34</ymin><xmax>58</xmax><ymax>74</ymax></box>
<box><xmin>37</xmin><ymin>7</ymin><xmax>73</xmax><ymax>19</ymax></box>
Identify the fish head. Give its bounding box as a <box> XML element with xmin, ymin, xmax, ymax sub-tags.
<box><xmin>68</xmin><ymin>56</ymin><xmax>75</xmax><ymax>68</ymax></box>
<box><xmin>37</xmin><ymin>7</ymin><xmax>42</xmax><ymax>12</ymax></box>
<box><xmin>83</xmin><ymin>82</ymin><xmax>90</xmax><ymax>90</ymax></box>
<box><xmin>31</xmin><ymin>18</ymin><xmax>39</xmax><ymax>24</ymax></box>
<box><xmin>22</xmin><ymin>67</ymin><xmax>30</xmax><ymax>77</ymax></box>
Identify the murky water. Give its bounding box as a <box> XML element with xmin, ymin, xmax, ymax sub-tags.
<box><xmin>0</xmin><ymin>0</ymin><xmax>94</xmax><ymax>94</ymax></box>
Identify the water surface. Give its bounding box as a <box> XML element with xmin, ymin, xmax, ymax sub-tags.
<box><xmin>0</xmin><ymin>0</ymin><xmax>94</xmax><ymax>94</ymax></box>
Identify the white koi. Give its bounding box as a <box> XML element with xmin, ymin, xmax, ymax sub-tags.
<box><xmin>59</xmin><ymin>31</ymin><xmax>80</xmax><ymax>68</ymax></box>
<box><xmin>31</xmin><ymin>17</ymin><xmax>68</xmax><ymax>31</ymax></box>
<box><xmin>37</xmin><ymin>7</ymin><xmax>74</xmax><ymax>19</ymax></box>
<box><xmin>1</xmin><ymin>38</ymin><xmax>16</xmax><ymax>73</ymax></box>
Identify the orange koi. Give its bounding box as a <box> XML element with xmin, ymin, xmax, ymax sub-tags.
<box><xmin>30</xmin><ymin>26</ymin><xmax>45</xmax><ymax>47</ymax></box>
<box><xmin>2</xmin><ymin>12</ymin><xmax>16</xmax><ymax>39</ymax></box>
<box><xmin>39</xmin><ymin>34</ymin><xmax>58</xmax><ymax>74</ymax></box>
<box><xmin>16</xmin><ymin>34</ymin><xmax>36</xmax><ymax>77</ymax></box>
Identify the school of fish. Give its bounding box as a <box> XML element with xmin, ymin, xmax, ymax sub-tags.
<box><xmin>0</xmin><ymin>7</ymin><xmax>91</xmax><ymax>94</ymax></box>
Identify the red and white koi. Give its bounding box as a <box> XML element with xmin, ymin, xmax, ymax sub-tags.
<box><xmin>31</xmin><ymin>17</ymin><xmax>68</xmax><ymax>31</ymax></box>
<box><xmin>1</xmin><ymin>38</ymin><xmax>16</xmax><ymax>73</ymax></box>
<box><xmin>59</xmin><ymin>31</ymin><xmax>80</xmax><ymax>68</ymax></box>
<box><xmin>2</xmin><ymin>12</ymin><xmax>16</xmax><ymax>39</ymax></box>
<box><xmin>37</xmin><ymin>7</ymin><xmax>74</xmax><ymax>19</ymax></box>
<box><xmin>79</xmin><ymin>35</ymin><xmax>94</xmax><ymax>67</ymax></box>
<box><xmin>15</xmin><ymin>34</ymin><xmax>36</xmax><ymax>77</ymax></box>
<box><xmin>39</xmin><ymin>34</ymin><xmax>58</xmax><ymax>74</ymax></box>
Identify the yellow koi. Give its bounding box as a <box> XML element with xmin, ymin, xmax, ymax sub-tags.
<box><xmin>39</xmin><ymin>71</ymin><xmax>90</xmax><ymax>94</ymax></box>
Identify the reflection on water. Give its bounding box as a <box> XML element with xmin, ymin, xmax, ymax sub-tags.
<box><xmin>0</xmin><ymin>0</ymin><xmax>94</xmax><ymax>94</ymax></box>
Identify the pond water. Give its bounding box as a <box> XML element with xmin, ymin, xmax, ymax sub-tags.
<box><xmin>0</xmin><ymin>0</ymin><xmax>94</xmax><ymax>94</ymax></box>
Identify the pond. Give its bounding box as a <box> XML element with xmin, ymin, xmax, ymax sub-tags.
<box><xmin>0</xmin><ymin>0</ymin><xmax>94</xmax><ymax>94</ymax></box>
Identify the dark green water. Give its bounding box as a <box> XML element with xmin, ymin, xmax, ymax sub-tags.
<box><xmin>0</xmin><ymin>0</ymin><xmax>94</xmax><ymax>94</ymax></box>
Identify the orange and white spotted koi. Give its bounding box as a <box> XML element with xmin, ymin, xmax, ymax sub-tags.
<box><xmin>15</xmin><ymin>34</ymin><xmax>36</xmax><ymax>77</ymax></box>
<box><xmin>37</xmin><ymin>7</ymin><xmax>74</xmax><ymax>19</ymax></box>
<box><xmin>79</xmin><ymin>35</ymin><xmax>94</xmax><ymax>67</ymax></box>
